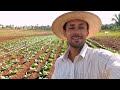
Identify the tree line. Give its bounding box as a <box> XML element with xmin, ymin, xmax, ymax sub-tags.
<box><xmin>0</xmin><ymin>24</ymin><xmax>51</xmax><ymax>30</ymax></box>
<box><xmin>101</xmin><ymin>13</ymin><xmax>120</xmax><ymax>31</ymax></box>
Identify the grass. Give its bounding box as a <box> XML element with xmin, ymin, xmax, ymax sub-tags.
<box><xmin>95</xmin><ymin>30</ymin><xmax>120</xmax><ymax>37</ymax></box>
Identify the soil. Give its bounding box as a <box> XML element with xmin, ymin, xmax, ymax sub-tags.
<box><xmin>0</xmin><ymin>32</ymin><xmax>53</xmax><ymax>43</ymax></box>
<box><xmin>90</xmin><ymin>36</ymin><xmax>120</xmax><ymax>53</ymax></box>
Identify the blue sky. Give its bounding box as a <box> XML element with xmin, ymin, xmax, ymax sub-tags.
<box><xmin>0</xmin><ymin>11</ymin><xmax>119</xmax><ymax>26</ymax></box>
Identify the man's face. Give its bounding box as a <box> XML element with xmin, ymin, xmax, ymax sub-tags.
<box><xmin>63</xmin><ymin>19</ymin><xmax>89</xmax><ymax>48</ymax></box>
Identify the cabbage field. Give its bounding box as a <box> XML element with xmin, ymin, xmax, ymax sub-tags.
<box><xmin>0</xmin><ymin>30</ymin><xmax>119</xmax><ymax>79</ymax></box>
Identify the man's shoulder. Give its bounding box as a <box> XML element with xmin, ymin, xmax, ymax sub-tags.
<box><xmin>55</xmin><ymin>55</ymin><xmax>64</xmax><ymax>64</ymax></box>
<box><xmin>89</xmin><ymin>47</ymin><xmax>113</xmax><ymax>56</ymax></box>
<box><xmin>88</xmin><ymin>48</ymin><xmax>118</xmax><ymax>65</ymax></box>
<box><xmin>98</xmin><ymin>48</ymin><xmax>114</xmax><ymax>56</ymax></box>
<box><xmin>88</xmin><ymin>47</ymin><xmax>114</xmax><ymax>60</ymax></box>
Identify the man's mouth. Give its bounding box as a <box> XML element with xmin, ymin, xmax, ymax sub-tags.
<box><xmin>72</xmin><ymin>36</ymin><xmax>82</xmax><ymax>39</ymax></box>
<box><xmin>71</xmin><ymin>36</ymin><xmax>83</xmax><ymax>42</ymax></box>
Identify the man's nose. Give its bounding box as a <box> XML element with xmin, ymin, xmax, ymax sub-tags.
<box><xmin>74</xmin><ymin>28</ymin><xmax>79</xmax><ymax>34</ymax></box>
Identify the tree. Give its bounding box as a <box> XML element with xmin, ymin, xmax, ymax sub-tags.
<box><xmin>111</xmin><ymin>13</ymin><xmax>120</xmax><ymax>27</ymax></box>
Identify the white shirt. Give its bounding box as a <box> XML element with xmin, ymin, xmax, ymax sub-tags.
<box><xmin>52</xmin><ymin>43</ymin><xmax>120</xmax><ymax>79</ymax></box>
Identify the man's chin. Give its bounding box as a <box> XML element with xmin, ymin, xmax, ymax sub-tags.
<box><xmin>69</xmin><ymin>43</ymin><xmax>81</xmax><ymax>48</ymax></box>
<box><xmin>72</xmin><ymin>41</ymin><xmax>82</xmax><ymax>45</ymax></box>
<box><xmin>69</xmin><ymin>41</ymin><xmax>85</xmax><ymax>48</ymax></box>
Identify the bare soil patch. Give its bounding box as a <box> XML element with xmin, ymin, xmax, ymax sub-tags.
<box><xmin>0</xmin><ymin>29</ymin><xmax>53</xmax><ymax>42</ymax></box>
<box><xmin>90</xmin><ymin>36</ymin><xmax>120</xmax><ymax>52</ymax></box>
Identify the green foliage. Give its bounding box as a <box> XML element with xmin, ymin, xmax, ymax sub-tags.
<box><xmin>96</xmin><ymin>31</ymin><xmax>120</xmax><ymax>37</ymax></box>
<box><xmin>1</xmin><ymin>76</ymin><xmax>10</xmax><ymax>79</ymax></box>
<box><xmin>87</xmin><ymin>39</ymin><xmax>120</xmax><ymax>54</ymax></box>
<box><xmin>101</xmin><ymin>13</ymin><xmax>120</xmax><ymax>31</ymax></box>
<box><xmin>32</xmin><ymin>63</ymin><xmax>38</xmax><ymax>68</ymax></box>
<box><xmin>112</xmin><ymin>13</ymin><xmax>120</xmax><ymax>27</ymax></box>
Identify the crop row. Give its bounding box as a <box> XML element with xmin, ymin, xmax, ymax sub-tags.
<box><xmin>0</xmin><ymin>35</ymin><xmax>119</xmax><ymax>79</ymax></box>
<box><xmin>86</xmin><ymin>39</ymin><xmax>120</xmax><ymax>54</ymax></box>
<box><xmin>0</xmin><ymin>35</ymin><xmax>67</xmax><ymax>79</ymax></box>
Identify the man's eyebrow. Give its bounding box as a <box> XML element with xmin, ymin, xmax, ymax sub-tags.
<box><xmin>69</xmin><ymin>23</ymin><xmax>84</xmax><ymax>26</ymax></box>
<box><xmin>78</xmin><ymin>23</ymin><xmax>84</xmax><ymax>26</ymax></box>
<box><xmin>69</xmin><ymin>24</ymin><xmax>75</xmax><ymax>26</ymax></box>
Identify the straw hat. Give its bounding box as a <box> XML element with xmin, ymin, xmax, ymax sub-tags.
<box><xmin>51</xmin><ymin>11</ymin><xmax>102</xmax><ymax>40</ymax></box>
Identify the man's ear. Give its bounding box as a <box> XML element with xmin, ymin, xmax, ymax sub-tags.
<box><xmin>87</xmin><ymin>30</ymin><xmax>89</xmax><ymax>37</ymax></box>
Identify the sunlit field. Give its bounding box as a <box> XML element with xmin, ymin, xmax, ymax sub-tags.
<box><xmin>0</xmin><ymin>29</ymin><xmax>119</xmax><ymax>79</ymax></box>
<box><xmin>95</xmin><ymin>31</ymin><xmax>120</xmax><ymax>37</ymax></box>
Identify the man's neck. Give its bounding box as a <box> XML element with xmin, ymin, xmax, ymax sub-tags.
<box><xmin>68</xmin><ymin>44</ymin><xmax>84</xmax><ymax>62</ymax></box>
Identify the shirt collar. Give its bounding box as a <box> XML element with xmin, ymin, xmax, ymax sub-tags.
<box><xmin>62</xmin><ymin>43</ymin><xmax>89</xmax><ymax>61</ymax></box>
<box><xmin>79</xmin><ymin>43</ymin><xmax>88</xmax><ymax>58</ymax></box>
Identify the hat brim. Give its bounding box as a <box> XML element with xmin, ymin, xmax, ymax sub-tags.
<box><xmin>51</xmin><ymin>11</ymin><xmax>102</xmax><ymax>40</ymax></box>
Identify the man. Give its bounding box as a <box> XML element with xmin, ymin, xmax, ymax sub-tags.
<box><xmin>51</xmin><ymin>11</ymin><xmax>120</xmax><ymax>79</ymax></box>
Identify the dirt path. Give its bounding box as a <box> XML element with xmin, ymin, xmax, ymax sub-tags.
<box><xmin>90</xmin><ymin>36</ymin><xmax>120</xmax><ymax>52</ymax></box>
<box><xmin>0</xmin><ymin>29</ymin><xmax>54</xmax><ymax>43</ymax></box>
<box><xmin>0</xmin><ymin>33</ymin><xmax>53</xmax><ymax>43</ymax></box>
<box><xmin>0</xmin><ymin>36</ymin><xmax>23</xmax><ymax>42</ymax></box>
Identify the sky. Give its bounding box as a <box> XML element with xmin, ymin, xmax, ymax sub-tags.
<box><xmin>0</xmin><ymin>11</ymin><xmax>119</xmax><ymax>26</ymax></box>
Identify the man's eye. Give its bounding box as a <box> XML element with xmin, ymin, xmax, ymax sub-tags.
<box><xmin>78</xmin><ymin>27</ymin><xmax>84</xmax><ymax>29</ymax></box>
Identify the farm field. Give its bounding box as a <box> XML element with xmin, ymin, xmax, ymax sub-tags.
<box><xmin>0</xmin><ymin>29</ymin><xmax>120</xmax><ymax>79</ymax></box>
<box><xmin>90</xmin><ymin>31</ymin><xmax>120</xmax><ymax>53</ymax></box>
<box><xmin>0</xmin><ymin>35</ymin><xmax>67</xmax><ymax>79</ymax></box>
<box><xmin>0</xmin><ymin>29</ymin><xmax>53</xmax><ymax>42</ymax></box>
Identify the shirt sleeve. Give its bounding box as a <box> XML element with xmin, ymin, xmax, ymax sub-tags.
<box><xmin>105</xmin><ymin>54</ymin><xmax>120</xmax><ymax>79</ymax></box>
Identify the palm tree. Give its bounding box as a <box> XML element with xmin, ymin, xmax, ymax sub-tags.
<box><xmin>111</xmin><ymin>13</ymin><xmax>120</xmax><ymax>27</ymax></box>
